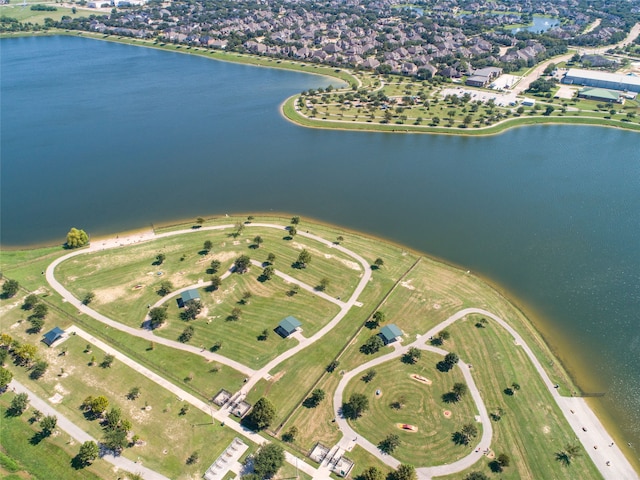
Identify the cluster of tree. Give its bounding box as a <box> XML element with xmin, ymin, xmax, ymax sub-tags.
<box><xmin>30</xmin><ymin>4</ymin><xmax>57</xmax><ymax>10</ymax></box>
<box><xmin>430</xmin><ymin>330</ymin><xmax>450</xmax><ymax>346</ymax></box>
<box><xmin>22</xmin><ymin>293</ymin><xmax>49</xmax><ymax>333</ymax></box>
<box><xmin>66</xmin><ymin>227</ymin><xmax>89</xmax><ymax>248</ymax></box>
<box><xmin>243</xmin><ymin>444</ymin><xmax>285</xmax><ymax>480</ymax></box>
<box><xmin>1</xmin><ymin>334</ymin><xmax>49</xmax><ymax>380</ymax></box>
<box><xmin>402</xmin><ymin>347</ymin><xmax>421</xmax><ymax>364</ymax></box>
<box><xmin>244</xmin><ymin>397</ymin><xmax>276</xmax><ymax>431</ymax></box>
<box><xmin>436</xmin><ymin>352</ymin><xmax>459</xmax><ymax>372</ymax></box>
<box><xmin>342</xmin><ymin>393</ymin><xmax>369</xmax><ymax>419</ymax></box>
<box><xmin>234</xmin><ymin>255</ymin><xmax>251</xmax><ymax>274</ymax></box>
<box><xmin>2</xmin><ymin>279</ymin><xmax>20</xmax><ymax>298</ymax></box>
<box><xmin>180</xmin><ymin>299</ymin><xmax>202</xmax><ymax>321</ymax></box>
<box><xmin>303</xmin><ymin>388</ymin><xmax>325</xmax><ymax>408</ymax></box>
<box><xmin>359</xmin><ymin>464</ymin><xmax>416</xmax><ymax>480</ymax></box>
<box><xmin>361</xmin><ymin>334</ymin><xmax>384</xmax><ymax>354</ymax></box>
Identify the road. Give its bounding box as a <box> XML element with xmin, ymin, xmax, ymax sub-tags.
<box><xmin>514</xmin><ymin>22</ymin><xmax>640</xmax><ymax>94</ymax></box>
<box><xmin>9</xmin><ymin>379</ymin><xmax>170</xmax><ymax>480</ymax></box>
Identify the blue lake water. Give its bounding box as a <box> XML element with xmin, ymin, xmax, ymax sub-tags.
<box><xmin>512</xmin><ymin>15</ymin><xmax>560</xmax><ymax>34</ymax></box>
<box><xmin>1</xmin><ymin>36</ymin><xmax>639</xmax><ymax>461</ymax></box>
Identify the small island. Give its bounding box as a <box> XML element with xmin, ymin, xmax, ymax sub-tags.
<box><xmin>1</xmin><ymin>215</ymin><xmax>635</xmax><ymax>479</ymax></box>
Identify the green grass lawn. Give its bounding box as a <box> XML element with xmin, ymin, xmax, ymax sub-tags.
<box><xmin>343</xmin><ymin>353</ymin><xmax>479</xmax><ymax>466</ymax></box>
<box><xmin>436</xmin><ymin>314</ymin><xmax>601</xmax><ymax>480</ymax></box>
<box><xmin>0</xmin><ymin>394</ymin><xmax>112</xmax><ymax>480</ymax></box>
<box><xmin>0</xmin><ymin>4</ymin><xmax>77</xmax><ymax>24</ymax></box>
<box><xmin>154</xmin><ymin>273</ymin><xmax>340</xmax><ymax>368</ymax></box>
<box><xmin>2</xmin><ymin>323</ymin><xmax>243</xmax><ymax>479</ymax></box>
<box><xmin>56</xmin><ymin>225</ymin><xmax>361</xmax><ymax>329</ymax></box>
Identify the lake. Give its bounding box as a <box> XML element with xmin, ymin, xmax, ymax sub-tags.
<box><xmin>1</xmin><ymin>35</ymin><xmax>639</xmax><ymax>461</ymax></box>
<box><xmin>511</xmin><ymin>15</ymin><xmax>560</xmax><ymax>34</ymax></box>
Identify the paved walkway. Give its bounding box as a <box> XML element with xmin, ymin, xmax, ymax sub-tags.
<box><xmin>9</xmin><ymin>379</ymin><xmax>169</xmax><ymax>480</ymax></box>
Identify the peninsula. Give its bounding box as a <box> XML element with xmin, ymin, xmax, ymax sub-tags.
<box><xmin>2</xmin><ymin>0</ymin><xmax>640</xmax><ymax>134</ymax></box>
<box><xmin>1</xmin><ymin>215</ymin><xmax>637</xmax><ymax>480</ymax></box>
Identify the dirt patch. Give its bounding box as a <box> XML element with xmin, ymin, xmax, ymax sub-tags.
<box><xmin>543</xmin><ymin>425</ymin><xmax>551</xmax><ymax>434</ymax></box>
<box><xmin>443</xmin><ymin>410</ymin><xmax>452</xmax><ymax>419</ymax></box>
<box><xmin>396</xmin><ymin>423</ymin><xmax>418</xmax><ymax>432</ymax></box>
<box><xmin>0</xmin><ymin>300</ymin><xmax>22</xmax><ymax>316</ymax></box>
<box><xmin>95</xmin><ymin>284</ymin><xmax>129</xmax><ymax>304</ymax></box>
<box><xmin>410</xmin><ymin>374</ymin><xmax>432</xmax><ymax>385</ymax></box>
<box><xmin>49</xmin><ymin>393</ymin><xmax>64</xmax><ymax>404</ymax></box>
<box><xmin>54</xmin><ymin>383</ymin><xmax>69</xmax><ymax>395</ymax></box>
<box><xmin>269</xmin><ymin>370</ymin><xmax>286</xmax><ymax>383</ymax></box>
<box><xmin>486</xmin><ymin>450</ymin><xmax>495</xmax><ymax>459</ymax></box>
<box><xmin>400</xmin><ymin>280</ymin><xmax>415</xmax><ymax>290</ymax></box>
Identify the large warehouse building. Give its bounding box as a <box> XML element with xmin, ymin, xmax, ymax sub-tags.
<box><xmin>562</xmin><ymin>68</ymin><xmax>640</xmax><ymax>93</ymax></box>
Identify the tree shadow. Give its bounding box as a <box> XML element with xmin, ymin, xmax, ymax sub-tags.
<box><xmin>436</xmin><ymin>361</ymin><xmax>453</xmax><ymax>372</ymax></box>
<box><xmin>451</xmin><ymin>431</ymin><xmax>468</xmax><ymax>446</ymax></box>
<box><xmin>364</xmin><ymin>320</ymin><xmax>378</xmax><ymax>329</ymax></box>
<box><xmin>503</xmin><ymin>388</ymin><xmax>514</xmax><ymax>396</ymax></box>
<box><xmin>441</xmin><ymin>392</ymin><xmax>459</xmax><ymax>404</ymax></box>
<box><xmin>430</xmin><ymin>337</ymin><xmax>443</xmax><ymax>346</ymax></box>
<box><xmin>30</xmin><ymin>431</ymin><xmax>50</xmax><ymax>445</ymax></box>
<box><xmin>488</xmin><ymin>461</ymin><xmax>503</xmax><ymax>473</ymax></box>
<box><xmin>555</xmin><ymin>451</ymin><xmax>571</xmax><ymax>466</ymax></box>
<box><xmin>71</xmin><ymin>454</ymin><xmax>88</xmax><ymax>470</ymax></box>
<box><xmin>198</xmin><ymin>249</ymin><xmax>209</xmax><ymax>256</ymax></box>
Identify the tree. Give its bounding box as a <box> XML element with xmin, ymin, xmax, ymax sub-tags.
<box><xmin>252</xmin><ymin>443</ymin><xmax>285</xmax><ymax>479</ymax></box>
<box><xmin>343</xmin><ymin>393</ymin><xmax>369</xmax><ymax>419</ymax></box>
<box><xmin>438</xmin><ymin>330</ymin><xmax>450</xmax><ymax>341</ymax></box>
<box><xmin>335</xmin><ymin>236</ymin><xmax>344</xmax><ymax>244</ymax></box>
<box><xmin>464</xmin><ymin>473</ymin><xmax>488</xmax><ymax>480</ymax></box>
<box><xmin>437</xmin><ymin>352</ymin><xmax>459</xmax><ymax>372</ymax></box>
<box><xmin>209</xmin><ymin>259</ymin><xmax>222</xmax><ymax>273</ymax></box>
<box><xmin>2</xmin><ymin>279</ymin><xmax>19</xmax><ymax>298</ymax></box>
<box><xmin>155</xmin><ymin>253</ymin><xmax>166</xmax><ymax>265</ymax></box>
<box><xmin>234</xmin><ymin>221</ymin><xmax>245</xmax><ymax>237</ymax></box>
<box><xmin>29</xmin><ymin>317</ymin><xmax>45</xmax><ymax>334</ymax></box>
<box><xmin>304</xmin><ymin>388</ymin><xmax>326</xmax><ymax>408</ymax></box>
<box><xmin>101</xmin><ymin>354</ymin><xmax>115</xmax><ymax>368</ymax></box>
<box><xmin>261</xmin><ymin>265</ymin><xmax>275</xmax><ymax>281</ymax></box>
<box><xmin>227</xmin><ymin>307</ymin><xmax>242</xmax><ymax>321</ymax></box>
<box><xmin>0</xmin><ymin>366</ymin><xmax>13</xmax><ymax>388</ymax></box>
<box><xmin>9</xmin><ymin>393</ymin><xmax>29</xmax><ymax>415</ymax></box>
<box><xmin>291</xmin><ymin>216</ymin><xmax>300</xmax><ymax>225</ymax></box>
<box><xmin>40</xmin><ymin>415</ymin><xmax>57</xmax><ymax>436</ymax></box>
<box><xmin>234</xmin><ymin>255</ymin><xmax>251</xmax><ymax>274</ymax></box>
<box><xmin>102</xmin><ymin>426</ymin><xmax>128</xmax><ymax>452</ymax></box>
<box><xmin>203</xmin><ymin>240</ymin><xmax>213</xmax><ymax>252</ymax></box>
<box><xmin>452</xmin><ymin>382</ymin><xmax>468</xmax><ymax>401</ymax></box>
<box><xmin>82</xmin><ymin>395</ymin><xmax>109</xmax><ymax>417</ymax></box>
<box><xmin>157</xmin><ymin>280</ymin><xmax>173</xmax><ymax>296</ymax></box>
<box><xmin>282</xmin><ymin>425</ymin><xmax>298</xmax><ymax>442</ymax></box>
<box><xmin>326</xmin><ymin>360</ymin><xmax>340</xmax><ymax>373</ymax></box>
<box><xmin>402</xmin><ymin>347</ymin><xmax>421</xmax><ymax>364</ymax></box>
<box><xmin>362</xmin><ymin>369</ymin><xmax>377</xmax><ymax>383</ymax></box>
<box><xmin>29</xmin><ymin>360</ymin><xmax>48</xmax><ymax>379</ymax></box>
<box><xmin>288</xmin><ymin>226</ymin><xmax>297</xmax><ymax>238</ymax></box>
<box><xmin>179</xmin><ymin>404</ymin><xmax>190</xmax><ymax>415</ymax></box>
<box><xmin>369</xmin><ymin>311</ymin><xmax>385</xmax><ymax>328</ymax></box>
<box><xmin>13</xmin><ymin>344</ymin><xmax>38</xmax><ymax>366</ymax></box>
<box><xmin>77</xmin><ymin>441</ymin><xmax>99</xmax><ymax>466</ymax></box>
<box><xmin>373</xmin><ymin>258</ymin><xmax>384</xmax><ymax>269</ymax></box>
<box><xmin>31</xmin><ymin>303</ymin><xmax>49</xmax><ymax>319</ymax></box>
<box><xmin>196</xmin><ymin>217</ymin><xmax>205</xmax><ymax>226</ymax></box>
<box><xmin>179</xmin><ymin>325</ymin><xmax>195</xmax><ymax>343</ymax></box>
<box><xmin>295</xmin><ymin>249</ymin><xmax>311</xmax><ymax>268</ymax></box>
<box><xmin>23</xmin><ymin>293</ymin><xmax>39</xmax><ymax>310</ymax></box>
<box><xmin>544</xmin><ymin>105</ymin><xmax>555</xmax><ymax>116</ymax></box>
<box><xmin>379</xmin><ymin>433</ymin><xmax>401</xmax><ymax>454</ymax></box>
<box><xmin>181</xmin><ymin>300</ymin><xmax>202</xmax><ymax>321</ymax></box>
<box><xmin>453</xmin><ymin>423</ymin><xmax>479</xmax><ymax>445</ymax></box>
<box><xmin>246</xmin><ymin>397</ymin><xmax>276</xmax><ymax>430</ymax></box>
<box><xmin>127</xmin><ymin>387</ymin><xmax>141</xmax><ymax>400</ymax></box>
<box><xmin>266</xmin><ymin>253</ymin><xmax>276</xmax><ymax>264</ymax></box>
<box><xmin>253</xmin><ymin>235</ymin><xmax>263</xmax><ymax>248</ymax></box>
<box><xmin>490</xmin><ymin>452</ymin><xmax>511</xmax><ymax>472</ymax></box>
<box><xmin>148</xmin><ymin>306</ymin><xmax>168</xmax><ymax>329</ymax></box>
<box><xmin>186</xmin><ymin>451</ymin><xmax>200</xmax><ymax>465</ymax></box>
<box><xmin>389</xmin><ymin>464</ymin><xmax>416</xmax><ymax>480</ymax></box>
<box><xmin>556</xmin><ymin>444</ymin><xmax>582</xmax><ymax>466</ymax></box>
<box><xmin>316</xmin><ymin>277</ymin><xmax>330</xmax><ymax>291</ymax></box>
<box><xmin>361</xmin><ymin>335</ymin><xmax>384</xmax><ymax>354</ymax></box>
<box><xmin>66</xmin><ymin>228</ymin><xmax>89</xmax><ymax>248</ymax></box>
<box><xmin>82</xmin><ymin>291</ymin><xmax>95</xmax><ymax>305</ymax></box>
<box><xmin>360</xmin><ymin>466</ymin><xmax>383</xmax><ymax>480</ymax></box>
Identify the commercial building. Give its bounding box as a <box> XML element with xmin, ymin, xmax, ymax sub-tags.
<box><xmin>562</xmin><ymin>68</ymin><xmax>640</xmax><ymax>93</ymax></box>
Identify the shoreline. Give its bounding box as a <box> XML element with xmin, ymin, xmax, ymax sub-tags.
<box><xmin>2</xmin><ymin>212</ymin><xmax>638</xmax><ymax>472</ymax></box>
<box><xmin>3</xmin><ymin>32</ymin><xmax>639</xmax><ymax>137</ymax></box>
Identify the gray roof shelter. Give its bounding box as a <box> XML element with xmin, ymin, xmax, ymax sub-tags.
<box><xmin>379</xmin><ymin>324</ymin><xmax>403</xmax><ymax>344</ymax></box>
<box><xmin>275</xmin><ymin>316</ymin><xmax>302</xmax><ymax>338</ymax></box>
<box><xmin>42</xmin><ymin>327</ymin><xmax>65</xmax><ymax>347</ymax></box>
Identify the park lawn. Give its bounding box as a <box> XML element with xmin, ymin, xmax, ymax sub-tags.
<box><xmin>0</xmin><ymin>395</ymin><xmax>112</xmax><ymax>480</ymax></box>
<box><xmin>4</xmin><ymin>334</ymin><xmax>241</xmax><ymax>479</ymax></box>
<box><xmin>56</xmin><ymin>224</ymin><xmax>360</xmax><ymax>327</ymax></box>
<box><xmin>154</xmin><ymin>273</ymin><xmax>340</xmax><ymax>369</ymax></box>
<box><xmin>343</xmin><ymin>353</ymin><xmax>480</xmax><ymax>467</ymax></box>
<box><xmin>0</xmin><ymin>244</ymin><xmax>68</xmax><ymax>293</ymax></box>
<box><xmin>436</xmin><ymin>314</ymin><xmax>601</xmax><ymax>480</ymax></box>
<box><xmin>346</xmin><ymin>445</ymin><xmax>393</xmax><ymax>479</ymax></box>
<box><xmin>0</xmin><ymin>4</ymin><xmax>76</xmax><ymax>24</ymax></box>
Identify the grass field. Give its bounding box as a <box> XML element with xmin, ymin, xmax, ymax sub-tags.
<box><xmin>0</xmin><ymin>394</ymin><xmax>112</xmax><ymax>480</ymax></box>
<box><xmin>343</xmin><ymin>353</ymin><xmax>479</xmax><ymax>466</ymax></box>
<box><xmin>153</xmin><ymin>273</ymin><xmax>340</xmax><ymax>368</ymax></box>
<box><xmin>0</xmin><ymin>214</ymin><xmax>608</xmax><ymax>479</ymax></box>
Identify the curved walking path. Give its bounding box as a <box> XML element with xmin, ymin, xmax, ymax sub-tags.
<box><xmin>333</xmin><ymin>308</ymin><xmax>636</xmax><ymax>480</ymax></box>
<box><xmin>46</xmin><ymin>222</ymin><xmax>371</xmax><ymax>390</ymax></box>
<box><xmin>9</xmin><ymin>379</ymin><xmax>170</xmax><ymax>480</ymax></box>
